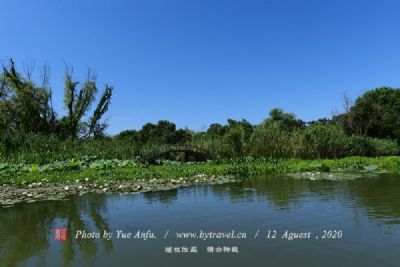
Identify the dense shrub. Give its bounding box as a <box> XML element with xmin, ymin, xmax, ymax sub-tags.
<box><xmin>292</xmin><ymin>124</ymin><xmax>348</xmax><ymax>159</ymax></box>
<box><xmin>345</xmin><ymin>135</ymin><xmax>399</xmax><ymax>156</ymax></box>
<box><xmin>191</xmin><ymin>134</ymin><xmax>237</xmax><ymax>158</ymax></box>
<box><xmin>246</xmin><ymin>123</ymin><xmax>399</xmax><ymax>159</ymax></box>
<box><xmin>0</xmin><ymin>133</ymin><xmax>136</xmax><ymax>164</ymax></box>
<box><xmin>248</xmin><ymin>122</ymin><xmax>292</xmax><ymax>158</ymax></box>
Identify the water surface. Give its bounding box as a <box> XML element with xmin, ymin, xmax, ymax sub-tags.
<box><xmin>1</xmin><ymin>174</ymin><xmax>399</xmax><ymax>267</ymax></box>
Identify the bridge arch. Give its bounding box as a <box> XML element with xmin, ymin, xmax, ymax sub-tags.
<box><xmin>139</xmin><ymin>144</ymin><xmax>212</xmax><ymax>163</ymax></box>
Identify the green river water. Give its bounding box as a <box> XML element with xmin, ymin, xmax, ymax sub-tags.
<box><xmin>1</xmin><ymin>173</ymin><xmax>399</xmax><ymax>267</ymax></box>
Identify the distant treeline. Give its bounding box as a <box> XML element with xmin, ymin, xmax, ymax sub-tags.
<box><xmin>1</xmin><ymin>59</ymin><xmax>400</xmax><ymax>163</ymax></box>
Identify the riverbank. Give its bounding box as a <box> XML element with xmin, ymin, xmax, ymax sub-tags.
<box><xmin>1</xmin><ymin>156</ymin><xmax>400</xmax><ymax>207</ymax></box>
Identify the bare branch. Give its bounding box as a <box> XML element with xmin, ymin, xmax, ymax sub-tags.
<box><xmin>40</xmin><ymin>63</ymin><xmax>56</xmax><ymax>122</ymax></box>
<box><xmin>22</xmin><ymin>60</ymin><xmax>36</xmax><ymax>81</ymax></box>
<box><xmin>86</xmin><ymin>68</ymin><xmax>98</xmax><ymax>82</ymax></box>
<box><xmin>40</xmin><ymin>63</ymin><xmax>51</xmax><ymax>89</ymax></box>
<box><xmin>63</xmin><ymin>60</ymin><xmax>74</xmax><ymax>79</ymax></box>
<box><xmin>342</xmin><ymin>91</ymin><xmax>353</xmax><ymax>113</ymax></box>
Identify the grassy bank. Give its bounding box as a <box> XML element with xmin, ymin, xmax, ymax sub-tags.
<box><xmin>1</xmin><ymin>156</ymin><xmax>400</xmax><ymax>184</ymax></box>
<box><xmin>1</xmin><ymin>128</ymin><xmax>399</xmax><ymax>164</ymax></box>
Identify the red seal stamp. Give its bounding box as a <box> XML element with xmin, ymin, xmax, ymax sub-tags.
<box><xmin>54</xmin><ymin>228</ymin><xmax>67</xmax><ymax>241</ymax></box>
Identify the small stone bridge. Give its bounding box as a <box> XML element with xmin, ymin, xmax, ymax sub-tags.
<box><xmin>139</xmin><ymin>144</ymin><xmax>213</xmax><ymax>163</ymax></box>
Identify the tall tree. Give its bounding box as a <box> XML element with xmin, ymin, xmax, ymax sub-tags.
<box><xmin>267</xmin><ymin>108</ymin><xmax>305</xmax><ymax>131</ymax></box>
<box><xmin>0</xmin><ymin>59</ymin><xmax>54</xmax><ymax>133</ymax></box>
<box><xmin>60</xmin><ymin>69</ymin><xmax>113</xmax><ymax>138</ymax></box>
<box><xmin>342</xmin><ymin>87</ymin><xmax>400</xmax><ymax>140</ymax></box>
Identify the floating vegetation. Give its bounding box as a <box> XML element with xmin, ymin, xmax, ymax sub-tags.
<box><xmin>362</xmin><ymin>164</ymin><xmax>378</xmax><ymax>172</ymax></box>
<box><xmin>0</xmin><ymin>157</ymin><xmax>140</xmax><ymax>175</ymax></box>
<box><xmin>286</xmin><ymin>172</ymin><xmax>374</xmax><ymax>181</ymax></box>
<box><xmin>0</xmin><ymin>156</ymin><xmax>399</xmax><ymax>185</ymax></box>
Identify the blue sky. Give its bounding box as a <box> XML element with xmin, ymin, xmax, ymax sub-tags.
<box><xmin>2</xmin><ymin>0</ymin><xmax>400</xmax><ymax>134</ymax></box>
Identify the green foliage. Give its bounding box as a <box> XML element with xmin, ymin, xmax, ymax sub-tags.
<box><xmin>115</xmin><ymin>130</ymin><xmax>138</xmax><ymax>140</ymax></box>
<box><xmin>0</xmin><ymin>59</ymin><xmax>113</xmax><ymax>139</ymax></box>
<box><xmin>0</xmin><ymin>133</ymin><xmax>136</xmax><ymax>164</ymax></box>
<box><xmin>224</xmin><ymin>127</ymin><xmax>245</xmax><ymax>156</ymax></box>
<box><xmin>133</xmin><ymin>120</ymin><xmax>192</xmax><ymax>145</ymax></box>
<box><xmin>194</xmin><ymin>119</ymin><xmax>254</xmax><ymax>157</ymax></box>
<box><xmin>0</xmin><ymin>157</ymin><xmax>140</xmax><ymax>176</ymax></box>
<box><xmin>342</xmin><ymin>87</ymin><xmax>400</xmax><ymax>140</ymax></box>
<box><xmin>292</xmin><ymin>123</ymin><xmax>348</xmax><ymax>159</ymax></box>
<box><xmin>192</xmin><ymin>133</ymin><xmax>236</xmax><ymax>158</ymax></box>
<box><xmin>222</xmin><ymin>165</ymin><xmax>259</xmax><ymax>177</ymax></box>
<box><xmin>61</xmin><ymin>70</ymin><xmax>113</xmax><ymax>138</ymax></box>
<box><xmin>2</xmin><ymin>156</ymin><xmax>400</xmax><ymax>185</ymax></box>
<box><xmin>0</xmin><ymin>59</ymin><xmax>54</xmax><ymax>133</ymax></box>
<box><xmin>207</xmin><ymin>123</ymin><xmax>227</xmax><ymax>136</ymax></box>
<box><xmin>2</xmin><ymin>61</ymin><xmax>400</xmax><ymax>164</ymax></box>
<box><xmin>248</xmin><ymin>121</ymin><xmax>291</xmax><ymax>157</ymax></box>
<box><xmin>345</xmin><ymin>135</ymin><xmax>399</xmax><ymax>156</ymax></box>
<box><xmin>246</xmin><ymin>120</ymin><xmax>399</xmax><ymax>159</ymax></box>
<box><xmin>267</xmin><ymin>108</ymin><xmax>305</xmax><ymax>131</ymax></box>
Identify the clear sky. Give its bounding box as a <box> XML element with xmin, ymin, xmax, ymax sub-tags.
<box><xmin>2</xmin><ymin>0</ymin><xmax>400</xmax><ymax>134</ymax></box>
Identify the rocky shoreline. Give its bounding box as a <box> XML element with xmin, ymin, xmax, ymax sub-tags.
<box><xmin>0</xmin><ymin>174</ymin><xmax>237</xmax><ymax>208</ymax></box>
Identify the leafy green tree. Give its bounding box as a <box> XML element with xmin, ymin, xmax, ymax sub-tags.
<box><xmin>207</xmin><ymin>123</ymin><xmax>227</xmax><ymax>136</ymax></box>
<box><xmin>204</xmin><ymin>119</ymin><xmax>254</xmax><ymax>156</ymax></box>
<box><xmin>342</xmin><ymin>87</ymin><xmax>400</xmax><ymax>140</ymax></box>
<box><xmin>267</xmin><ymin>108</ymin><xmax>305</xmax><ymax>131</ymax></box>
<box><xmin>151</xmin><ymin>120</ymin><xmax>177</xmax><ymax>144</ymax></box>
<box><xmin>227</xmin><ymin>119</ymin><xmax>254</xmax><ymax>141</ymax></box>
<box><xmin>115</xmin><ymin>130</ymin><xmax>139</xmax><ymax>140</ymax></box>
<box><xmin>0</xmin><ymin>59</ymin><xmax>55</xmax><ymax>134</ymax></box>
<box><xmin>173</xmin><ymin>129</ymin><xmax>192</xmax><ymax>144</ymax></box>
<box><xmin>138</xmin><ymin>123</ymin><xmax>156</xmax><ymax>143</ymax></box>
<box><xmin>0</xmin><ymin>59</ymin><xmax>113</xmax><ymax>139</ymax></box>
<box><xmin>135</xmin><ymin>120</ymin><xmax>192</xmax><ymax>145</ymax></box>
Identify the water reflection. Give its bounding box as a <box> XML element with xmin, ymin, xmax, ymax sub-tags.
<box><xmin>143</xmin><ymin>189</ymin><xmax>178</xmax><ymax>206</ymax></box>
<box><xmin>212</xmin><ymin>175</ymin><xmax>340</xmax><ymax>210</ymax></box>
<box><xmin>217</xmin><ymin>173</ymin><xmax>400</xmax><ymax>223</ymax></box>
<box><xmin>0</xmin><ymin>173</ymin><xmax>399</xmax><ymax>267</ymax></box>
<box><xmin>0</xmin><ymin>194</ymin><xmax>112</xmax><ymax>267</ymax></box>
<box><xmin>347</xmin><ymin>174</ymin><xmax>400</xmax><ymax>225</ymax></box>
